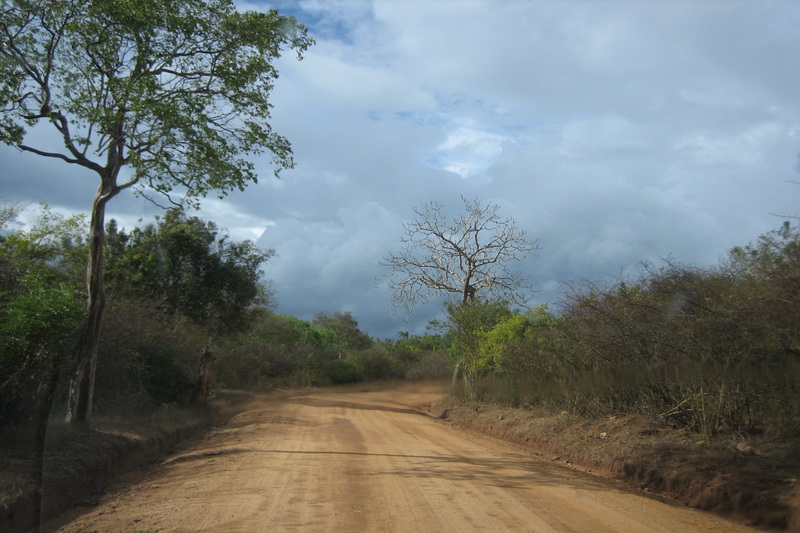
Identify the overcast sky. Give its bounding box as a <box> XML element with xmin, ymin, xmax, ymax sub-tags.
<box><xmin>2</xmin><ymin>0</ymin><xmax>799</xmax><ymax>339</ymax></box>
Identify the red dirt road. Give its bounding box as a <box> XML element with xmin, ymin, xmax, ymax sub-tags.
<box><xmin>46</xmin><ymin>383</ymin><xmax>753</xmax><ymax>532</ymax></box>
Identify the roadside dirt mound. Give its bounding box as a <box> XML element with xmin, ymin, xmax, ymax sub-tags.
<box><xmin>429</xmin><ymin>397</ymin><xmax>800</xmax><ymax>530</ymax></box>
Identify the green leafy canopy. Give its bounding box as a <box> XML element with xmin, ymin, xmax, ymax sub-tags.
<box><xmin>0</xmin><ymin>0</ymin><xmax>314</xmax><ymax>202</ymax></box>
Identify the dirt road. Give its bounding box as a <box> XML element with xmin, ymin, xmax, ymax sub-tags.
<box><xmin>46</xmin><ymin>383</ymin><xmax>753</xmax><ymax>532</ymax></box>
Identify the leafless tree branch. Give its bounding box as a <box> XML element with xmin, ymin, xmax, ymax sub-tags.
<box><xmin>382</xmin><ymin>196</ymin><xmax>539</xmax><ymax>313</ymax></box>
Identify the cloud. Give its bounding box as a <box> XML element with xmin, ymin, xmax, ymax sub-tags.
<box><xmin>674</xmin><ymin>122</ymin><xmax>786</xmax><ymax>166</ymax></box>
<box><xmin>257</xmin><ymin>200</ymin><xmax>407</xmax><ymax>333</ymax></box>
<box><xmin>2</xmin><ymin>0</ymin><xmax>799</xmax><ymax>339</ymax></box>
<box><xmin>429</xmin><ymin>121</ymin><xmax>515</xmax><ymax>179</ymax></box>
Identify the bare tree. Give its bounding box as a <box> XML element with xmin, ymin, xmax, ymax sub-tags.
<box><xmin>382</xmin><ymin>197</ymin><xmax>539</xmax><ymax>312</ymax></box>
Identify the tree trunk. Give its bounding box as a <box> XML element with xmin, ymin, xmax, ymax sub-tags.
<box><xmin>66</xmin><ymin>187</ymin><xmax>110</xmax><ymax>423</ymax></box>
<box><xmin>461</xmin><ymin>271</ymin><xmax>475</xmax><ymax>305</ymax></box>
<box><xmin>191</xmin><ymin>346</ymin><xmax>217</xmax><ymax>405</ymax></box>
<box><xmin>31</xmin><ymin>345</ymin><xmax>70</xmax><ymax>531</ymax></box>
<box><xmin>449</xmin><ymin>360</ymin><xmax>461</xmax><ymax>396</ymax></box>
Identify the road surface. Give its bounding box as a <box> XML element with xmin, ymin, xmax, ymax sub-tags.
<box><xmin>46</xmin><ymin>383</ymin><xmax>752</xmax><ymax>532</ymax></box>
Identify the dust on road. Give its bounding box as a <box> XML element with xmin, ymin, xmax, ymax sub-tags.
<box><xmin>46</xmin><ymin>383</ymin><xmax>753</xmax><ymax>532</ymax></box>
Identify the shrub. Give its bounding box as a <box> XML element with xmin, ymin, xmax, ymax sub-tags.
<box><xmin>347</xmin><ymin>348</ymin><xmax>398</xmax><ymax>381</ymax></box>
<box><xmin>451</xmin><ymin>222</ymin><xmax>800</xmax><ymax>445</ymax></box>
<box><xmin>0</xmin><ymin>275</ymin><xmax>83</xmax><ymax>426</ymax></box>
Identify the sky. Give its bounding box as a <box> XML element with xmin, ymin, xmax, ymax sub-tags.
<box><xmin>2</xmin><ymin>0</ymin><xmax>800</xmax><ymax>339</ymax></box>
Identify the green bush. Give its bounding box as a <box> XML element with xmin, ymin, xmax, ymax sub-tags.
<box><xmin>92</xmin><ymin>297</ymin><xmax>201</xmax><ymax>414</ymax></box>
<box><xmin>327</xmin><ymin>359</ymin><xmax>362</xmax><ymax>384</ymax></box>
<box><xmin>0</xmin><ymin>274</ymin><xmax>83</xmax><ymax>426</ymax></box>
<box><xmin>347</xmin><ymin>348</ymin><xmax>398</xmax><ymax>381</ymax></box>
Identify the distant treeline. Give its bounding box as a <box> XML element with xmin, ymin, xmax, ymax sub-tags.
<box><xmin>0</xmin><ymin>204</ymin><xmax>450</xmax><ymax>428</ymax></box>
<box><xmin>3</xmin><ymin>203</ymin><xmax>799</xmax><ymax>449</ymax></box>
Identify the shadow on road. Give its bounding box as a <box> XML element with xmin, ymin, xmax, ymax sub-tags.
<box><xmin>283</xmin><ymin>397</ymin><xmax>429</xmax><ymax>417</ymax></box>
<box><xmin>162</xmin><ymin>446</ymin><xmax>617</xmax><ymax>493</ymax></box>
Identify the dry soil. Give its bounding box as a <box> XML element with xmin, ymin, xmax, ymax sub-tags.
<box><xmin>42</xmin><ymin>382</ymin><xmax>755</xmax><ymax>533</ymax></box>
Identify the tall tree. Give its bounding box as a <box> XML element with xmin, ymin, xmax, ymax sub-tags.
<box><xmin>383</xmin><ymin>197</ymin><xmax>538</xmax><ymax>394</ymax></box>
<box><xmin>382</xmin><ymin>196</ymin><xmax>539</xmax><ymax>313</ymax></box>
<box><xmin>313</xmin><ymin>311</ymin><xmax>372</xmax><ymax>358</ymax></box>
<box><xmin>0</xmin><ymin>0</ymin><xmax>313</xmax><ymax>422</ymax></box>
<box><xmin>106</xmin><ymin>210</ymin><xmax>273</xmax><ymax>336</ymax></box>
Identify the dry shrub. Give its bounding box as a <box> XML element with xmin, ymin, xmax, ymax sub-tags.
<box><xmin>460</xmin><ymin>223</ymin><xmax>800</xmax><ymax>446</ymax></box>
